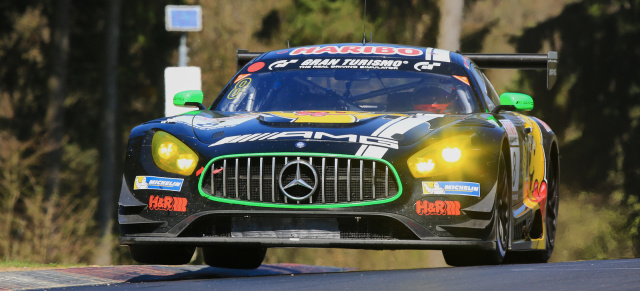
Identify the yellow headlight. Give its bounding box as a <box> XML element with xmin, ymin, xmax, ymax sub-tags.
<box><xmin>407</xmin><ymin>135</ymin><xmax>470</xmax><ymax>178</ymax></box>
<box><xmin>158</xmin><ymin>142</ymin><xmax>178</xmax><ymax>160</ymax></box>
<box><xmin>152</xmin><ymin>131</ymin><xmax>199</xmax><ymax>176</ymax></box>
<box><xmin>176</xmin><ymin>153</ymin><xmax>197</xmax><ymax>172</ymax></box>
<box><xmin>442</xmin><ymin>147</ymin><xmax>462</xmax><ymax>162</ymax></box>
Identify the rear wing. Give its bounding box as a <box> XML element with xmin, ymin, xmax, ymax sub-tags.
<box><xmin>236</xmin><ymin>49</ymin><xmax>263</xmax><ymax>71</ymax></box>
<box><xmin>464</xmin><ymin>52</ymin><xmax>558</xmax><ymax>90</ymax></box>
<box><xmin>236</xmin><ymin>49</ymin><xmax>558</xmax><ymax>90</ymax></box>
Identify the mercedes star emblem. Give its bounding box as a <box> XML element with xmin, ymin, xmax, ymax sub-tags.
<box><xmin>279</xmin><ymin>159</ymin><xmax>318</xmax><ymax>201</ymax></box>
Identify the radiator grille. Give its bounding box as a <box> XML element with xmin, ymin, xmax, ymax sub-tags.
<box><xmin>200</xmin><ymin>155</ymin><xmax>400</xmax><ymax>205</ymax></box>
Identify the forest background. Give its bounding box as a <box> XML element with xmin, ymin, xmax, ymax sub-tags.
<box><xmin>1</xmin><ymin>0</ymin><xmax>639</xmax><ymax>269</ymax></box>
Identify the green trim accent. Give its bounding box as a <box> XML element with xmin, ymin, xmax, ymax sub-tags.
<box><xmin>486</xmin><ymin>115</ymin><xmax>497</xmax><ymax>122</ymax></box>
<box><xmin>197</xmin><ymin>152</ymin><xmax>403</xmax><ymax>209</ymax></box>
<box><xmin>499</xmin><ymin>92</ymin><xmax>533</xmax><ymax>111</ymax></box>
<box><xmin>180</xmin><ymin>110</ymin><xmax>200</xmax><ymax>116</ymax></box>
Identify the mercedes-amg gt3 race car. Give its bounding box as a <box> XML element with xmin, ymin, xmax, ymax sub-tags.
<box><xmin>119</xmin><ymin>43</ymin><xmax>560</xmax><ymax>268</ymax></box>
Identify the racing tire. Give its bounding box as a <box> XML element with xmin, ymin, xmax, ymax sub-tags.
<box><xmin>129</xmin><ymin>245</ymin><xmax>195</xmax><ymax>265</ymax></box>
<box><xmin>443</xmin><ymin>152</ymin><xmax>511</xmax><ymax>266</ymax></box>
<box><xmin>202</xmin><ymin>245</ymin><xmax>267</xmax><ymax>269</ymax></box>
<box><xmin>504</xmin><ymin>151</ymin><xmax>559</xmax><ymax>263</ymax></box>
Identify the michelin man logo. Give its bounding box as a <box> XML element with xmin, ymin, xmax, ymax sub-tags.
<box><xmin>422</xmin><ymin>182</ymin><xmax>446</xmax><ymax>194</ymax></box>
<box><xmin>134</xmin><ymin>176</ymin><xmax>148</xmax><ymax>190</ymax></box>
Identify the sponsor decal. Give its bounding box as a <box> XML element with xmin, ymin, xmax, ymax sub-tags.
<box><xmin>500</xmin><ymin>119</ymin><xmax>522</xmax><ymax>192</ymax></box>
<box><xmin>463</xmin><ymin>57</ymin><xmax>471</xmax><ymax>69</ymax></box>
<box><xmin>162</xmin><ymin>115</ymin><xmax>193</xmax><ymax>126</ymax></box>
<box><xmin>453</xmin><ymin>75</ymin><xmax>470</xmax><ymax>86</ymax></box>
<box><xmin>416</xmin><ymin>200</ymin><xmax>461</xmax><ymax>216</ymax></box>
<box><xmin>269</xmin><ymin>59</ymin><xmax>298</xmax><ymax>70</ymax></box>
<box><xmin>234</xmin><ymin>74</ymin><xmax>251</xmax><ymax>83</ymax></box>
<box><xmin>511</xmin><ymin>147</ymin><xmax>520</xmax><ymax>192</ymax></box>
<box><xmin>414</xmin><ymin>61</ymin><xmax>441</xmax><ymax>71</ymax></box>
<box><xmin>210</xmin><ymin>131</ymin><xmax>398</xmax><ymax>149</ymax></box>
<box><xmin>534</xmin><ymin>117</ymin><xmax>552</xmax><ymax>132</ymax></box>
<box><xmin>424</xmin><ymin>48</ymin><xmax>451</xmax><ymax>62</ymax></box>
<box><xmin>517</xmin><ymin>114</ymin><xmax>548</xmax><ymax>215</ymax></box>
<box><xmin>269</xmin><ymin>111</ymin><xmax>383</xmax><ymax>123</ymax></box>
<box><xmin>422</xmin><ymin>181</ymin><xmax>480</xmax><ymax>197</ymax></box>
<box><xmin>149</xmin><ymin>195</ymin><xmax>187</xmax><ymax>212</ymax></box>
<box><xmin>247</xmin><ymin>62</ymin><xmax>265</xmax><ymax>72</ymax></box>
<box><xmin>501</xmin><ymin>119</ymin><xmax>519</xmax><ymax>146</ymax></box>
<box><xmin>297</xmin><ymin>58</ymin><xmax>408</xmax><ymax>70</ymax></box>
<box><xmin>228</xmin><ymin>78</ymin><xmax>252</xmax><ymax>99</ymax></box>
<box><xmin>134</xmin><ymin>176</ymin><xmax>184</xmax><ymax>192</ymax></box>
<box><xmin>290</xmin><ymin>45</ymin><xmax>423</xmax><ymax>56</ymax></box>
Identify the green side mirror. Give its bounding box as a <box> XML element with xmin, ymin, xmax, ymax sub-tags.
<box><xmin>499</xmin><ymin>92</ymin><xmax>533</xmax><ymax>111</ymax></box>
<box><xmin>492</xmin><ymin>92</ymin><xmax>533</xmax><ymax>114</ymax></box>
<box><xmin>173</xmin><ymin>90</ymin><xmax>205</xmax><ymax>110</ymax></box>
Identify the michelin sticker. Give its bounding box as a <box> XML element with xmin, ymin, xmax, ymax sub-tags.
<box><xmin>134</xmin><ymin>176</ymin><xmax>184</xmax><ymax>192</ymax></box>
<box><xmin>422</xmin><ymin>181</ymin><xmax>480</xmax><ymax>197</ymax></box>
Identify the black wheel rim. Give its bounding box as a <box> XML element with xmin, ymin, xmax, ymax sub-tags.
<box><xmin>496</xmin><ymin>154</ymin><xmax>510</xmax><ymax>256</ymax></box>
<box><xmin>545</xmin><ymin>160</ymin><xmax>559</xmax><ymax>252</ymax></box>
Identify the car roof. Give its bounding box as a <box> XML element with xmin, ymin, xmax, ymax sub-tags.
<box><xmin>256</xmin><ymin>43</ymin><xmax>463</xmax><ymax>64</ymax></box>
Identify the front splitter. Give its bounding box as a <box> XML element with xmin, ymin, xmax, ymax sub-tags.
<box><xmin>120</xmin><ymin>235</ymin><xmax>495</xmax><ymax>251</ymax></box>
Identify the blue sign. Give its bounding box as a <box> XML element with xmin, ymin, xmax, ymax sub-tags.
<box><xmin>134</xmin><ymin>176</ymin><xmax>184</xmax><ymax>192</ymax></box>
<box><xmin>165</xmin><ymin>5</ymin><xmax>202</xmax><ymax>32</ymax></box>
<box><xmin>422</xmin><ymin>181</ymin><xmax>480</xmax><ymax>197</ymax></box>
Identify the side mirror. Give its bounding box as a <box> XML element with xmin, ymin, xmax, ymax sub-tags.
<box><xmin>174</xmin><ymin>90</ymin><xmax>205</xmax><ymax>110</ymax></box>
<box><xmin>491</xmin><ymin>92</ymin><xmax>533</xmax><ymax>114</ymax></box>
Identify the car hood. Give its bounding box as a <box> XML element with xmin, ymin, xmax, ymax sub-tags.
<box><xmin>184</xmin><ymin>111</ymin><xmax>468</xmax><ymax>148</ymax></box>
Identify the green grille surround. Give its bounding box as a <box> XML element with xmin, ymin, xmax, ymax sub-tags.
<box><xmin>197</xmin><ymin>152</ymin><xmax>403</xmax><ymax>209</ymax></box>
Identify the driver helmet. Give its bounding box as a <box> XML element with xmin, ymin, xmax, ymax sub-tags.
<box><xmin>412</xmin><ymin>86</ymin><xmax>455</xmax><ymax>114</ymax></box>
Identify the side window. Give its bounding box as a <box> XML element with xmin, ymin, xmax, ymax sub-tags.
<box><xmin>468</xmin><ymin>62</ymin><xmax>495</xmax><ymax>111</ymax></box>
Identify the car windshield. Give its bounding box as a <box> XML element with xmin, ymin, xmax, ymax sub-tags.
<box><xmin>214</xmin><ymin>68</ymin><xmax>480</xmax><ymax>114</ymax></box>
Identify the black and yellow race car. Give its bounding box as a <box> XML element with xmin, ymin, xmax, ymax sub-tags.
<box><xmin>119</xmin><ymin>43</ymin><xmax>559</xmax><ymax>268</ymax></box>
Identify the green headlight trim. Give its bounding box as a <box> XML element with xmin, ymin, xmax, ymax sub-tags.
<box><xmin>197</xmin><ymin>152</ymin><xmax>403</xmax><ymax>209</ymax></box>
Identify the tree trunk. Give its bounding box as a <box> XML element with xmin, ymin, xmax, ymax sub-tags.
<box><xmin>437</xmin><ymin>0</ymin><xmax>464</xmax><ymax>51</ymax></box>
<box><xmin>95</xmin><ymin>0</ymin><xmax>122</xmax><ymax>266</ymax></box>
<box><xmin>45</xmin><ymin>0</ymin><xmax>70</xmax><ymax>198</ymax></box>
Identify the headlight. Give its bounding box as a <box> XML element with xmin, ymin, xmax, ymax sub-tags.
<box><xmin>407</xmin><ymin>135</ymin><xmax>471</xmax><ymax>178</ymax></box>
<box><xmin>152</xmin><ymin>131</ymin><xmax>199</xmax><ymax>175</ymax></box>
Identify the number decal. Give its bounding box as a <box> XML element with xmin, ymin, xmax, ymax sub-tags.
<box><xmin>228</xmin><ymin>78</ymin><xmax>252</xmax><ymax>99</ymax></box>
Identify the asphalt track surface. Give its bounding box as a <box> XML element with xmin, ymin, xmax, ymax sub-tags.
<box><xmin>3</xmin><ymin>259</ymin><xmax>640</xmax><ymax>290</ymax></box>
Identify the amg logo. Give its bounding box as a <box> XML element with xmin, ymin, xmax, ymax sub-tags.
<box><xmin>209</xmin><ymin>131</ymin><xmax>399</xmax><ymax>149</ymax></box>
